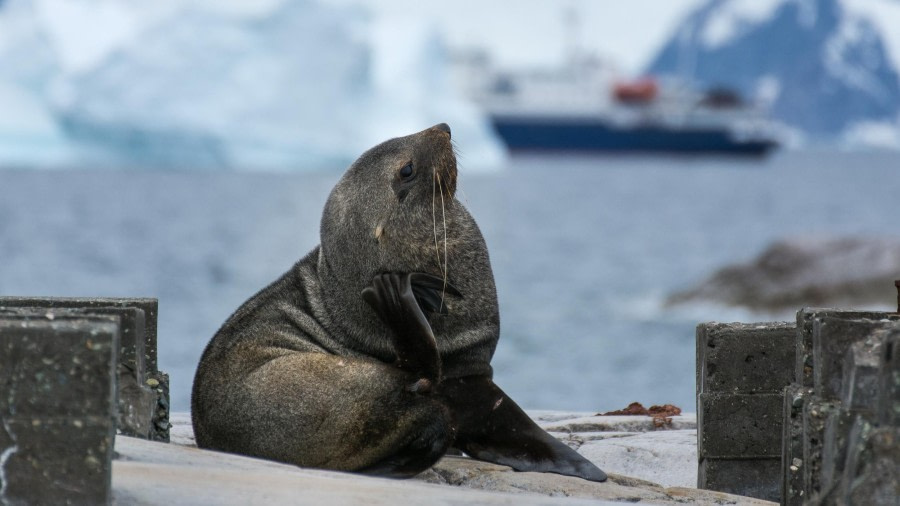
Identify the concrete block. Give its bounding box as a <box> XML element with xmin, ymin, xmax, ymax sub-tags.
<box><xmin>0</xmin><ymin>316</ymin><xmax>117</xmax><ymax>505</ymax></box>
<box><xmin>781</xmin><ymin>384</ymin><xmax>814</xmax><ymax>506</ymax></box>
<box><xmin>812</xmin><ymin>316</ymin><xmax>897</xmax><ymax>400</ymax></box>
<box><xmin>877</xmin><ymin>329</ymin><xmax>900</xmax><ymax>426</ymax></box>
<box><xmin>0</xmin><ymin>418</ymin><xmax>115</xmax><ymax>505</ymax></box>
<box><xmin>801</xmin><ymin>398</ymin><xmax>840</xmax><ymax>499</ymax></box>
<box><xmin>0</xmin><ymin>316</ymin><xmax>119</xmax><ymax>417</ymax></box>
<box><xmin>696</xmin><ymin>322</ymin><xmax>795</xmax><ymax>395</ymax></box>
<box><xmin>698</xmin><ymin>458</ymin><xmax>780</xmax><ymax>503</ymax></box>
<box><xmin>149</xmin><ymin>371</ymin><xmax>171</xmax><ymax>442</ymax></box>
<box><xmin>819</xmin><ymin>409</ymin><xmax>859</xmax><ymax>491</ymax></box>
<box><xmin>698</xmin><ymin>393</ymin><xmax>783</xmax><ymax>459</ymax></box>
<box><xmin>0</xmin><ymin>297</ymin><xmax>168</xmax><ymax>441</ymax></box>
<box><xmin>0</xmin><ymin>296</ymin><xmax>159</xmax><ymax>371</ymax></box>
<box><xmin>837</xmin><ymin>415</ymin><xmax>875</xmax><ymax>505</ymax></box>
<box><xmin>840</xmin><ymin>334</ymin><xmax>884</xmax><ymax>413</ymax></box>
<box><xmin>795</xmin><ymin>308</ymin><xmax>896</xmax><ymax>388</ymax></box>
<box><xmin>846</xmin><ymin>427</ymin><xmax>900</xmax><ymax>506</ymax></box>
<box><xmin>0</xmin><ymin>306</ymin><xmax>157</xmax><ymax>439</ymax></box>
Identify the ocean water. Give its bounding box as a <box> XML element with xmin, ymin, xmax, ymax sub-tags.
<box><xmin>1</xmin><ymin>149</ymin><xmax>898</xmax><ymax>413</ymax></box>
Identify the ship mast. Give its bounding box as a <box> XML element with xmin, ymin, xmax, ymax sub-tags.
<box><xmin>563</xmin><ymin>5</ymin><xmax>582</xmax><ymax>70</ymax></box>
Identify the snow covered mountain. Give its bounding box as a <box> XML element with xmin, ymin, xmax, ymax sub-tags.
<box><xmin>0</xmin><ymin>0</ymin><xmax>504</xmax><ymax>170</ymax></box>
<box><xmin>646</xmin><ymin>0</ymin><xmax>900</xmax><ymax>147</ymax></box>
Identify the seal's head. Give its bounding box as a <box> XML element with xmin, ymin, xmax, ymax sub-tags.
<box><xmin>320</xmin><ymin>123</ymin><xmax>459</xmax><ymax>285</ymax></box>
<box><xmin>317</xmin><ymin>123</ymin><xmax>498</xmax><ymax>363</ymax></box>
<box><xmin>327</xmin><ymin>122</ymin><xmax>456</xmax><ymax>219</ymax></box>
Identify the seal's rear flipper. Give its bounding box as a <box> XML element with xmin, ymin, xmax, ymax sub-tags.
<box><xmin>357</xmin><ymin>410</ymin><xmax>453</xmax><ymax>479</ymax></box>
<box><xmin>438</xmin><ymin>376</ymin><xmax>607</xmax><ymax>483</ymax></box>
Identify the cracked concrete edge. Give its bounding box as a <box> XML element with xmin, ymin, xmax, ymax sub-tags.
<box><xmin>113</xmin><ymin>436</ymin><xmax>622</xmax><ymax>506</ymax></box>
<box><xmin>129</xmin><ymin>414</ymin><xmax>773</xmax><ymax>506</ymax></box>
<box><xmin>538</xmin><ymin>415</ymin><xmax>697</xmax><ymax>433</ymax></box>
<box><xmin>167</xmin><ymin>412</ymin><xmax>699</xmax><ymax>449</ymax></box>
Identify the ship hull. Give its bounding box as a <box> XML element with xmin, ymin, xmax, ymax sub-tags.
<box><xmin>490</xmin><ymin>115</ymin><xmax>777</xmax><ymax>155</ymax></box>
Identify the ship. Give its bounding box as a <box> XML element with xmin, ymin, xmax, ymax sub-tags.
<box><xmin>452</xmin><ymin>50</ymin><xmax>780</xmax><ymax>156</ymax></box>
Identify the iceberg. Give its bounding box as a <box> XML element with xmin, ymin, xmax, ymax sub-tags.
<box><xmin>0</xmin><ymin>0</ymin><xmax>505</xmax><ymax>171</ymax></box>
<box><xmin>0</xmin><ymin>82</ymin><xmax>74</xmax><ymax>167</ymax></box>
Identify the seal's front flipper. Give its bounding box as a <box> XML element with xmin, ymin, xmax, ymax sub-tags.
<box><xmin>362</xmin><ymin>273</ymin><xmax>441</xmax><ymax>383</ymax></box>
<box><xmin>438</xmin><ymin>376</ymin><xmax>607</xmax><ymax>482</ymax></box>
<box><xmin>408</xmin><ymin>273</ymin><xmax>461</xmax><ymax>315</ymax></box>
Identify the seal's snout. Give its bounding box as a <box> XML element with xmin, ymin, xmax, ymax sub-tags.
<box><xmin>432</xmin><ymin>123</ymin><xmax>451</xmax><ymax>139</ymax></box>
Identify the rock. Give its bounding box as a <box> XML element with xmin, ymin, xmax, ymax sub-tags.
<box><xmin>168</xmin><ymin>412</ymin><xmax>196</xmax><ymax>447</ymax></box>
<box><xmin>667</xmin><ymin>237</ymin><xmax>900</xmax><ymax>312</ymax></box>
<box><xmin>417</xmin><ymin>456</ymin><xmax>674</xmax><ymax>503</ymax></box>
<box><xmin>148</xmin><ymin>412</ymin><xmax>773</xmax><ymax>505</ymax></box>
<box><xmin>575</xmin><ymin>430</ymin><xmax>697</xmax><ymax>488</ymax></box>
<box><xmin>533</xmin><ymin>412</ymin><xmax>697</xmax><ymax>433</ymax></box>
<box><xmin>113</xmin><ymin>436</ymin><xmax>611</xmax><ymax>506</ymax></box>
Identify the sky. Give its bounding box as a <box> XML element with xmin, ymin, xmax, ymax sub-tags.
<box><xmin>321</xmin><ymin>0</ymin><xmax>707</xmax><ymax>75</ymax></box>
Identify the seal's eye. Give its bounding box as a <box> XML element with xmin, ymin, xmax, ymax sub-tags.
<box><xmin>399</xmin><ymin>163</ymin><xmax>414</xmax><ymax>179</ymax></box>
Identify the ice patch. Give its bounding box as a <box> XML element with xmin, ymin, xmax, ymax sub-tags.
<box><xmin>842</xmin><ymin>119</ymin><xmax>900</xmax><ymax>149</ymax></box>
<box><xmin>795</xmin><ymin>0</ymin><xmax>818</xmax><ymax>28</ymax></box>
<box><xmin>701</xmin><ymin>0</ymin><xmax>785</xmax><ymax>49</ymax></box>
<box><xmin>0</xmin><ymin>82</ymin><xmax>73</xmax><ymax>167</ymax></box>
<box><xmin>823</xmin><ymin>15</ymin><xmax>892</xmax><ymax>101</ymax></box>
<box><xmin>664</xmin><ymin>299</ymin><xmax>797</xmax><ymax>325</ymax></box>
<box><xmin>755</xmin><ymin>75</ymin><xmax>782</xmax><ymax>107</ymax></box>
<box><xmin>841</xmin><ymin>0</ymin><xmax>900</xmax><ymax>78</ymax></box>
<box><xmin>34</xmin><ymin>0</ymin><xmax>137</xmax><ymax>75</ymax></box>
<box><xmin>611</xmin><ymin>290</ymin><xmax>791</xmax><ymax>325</ymax></box>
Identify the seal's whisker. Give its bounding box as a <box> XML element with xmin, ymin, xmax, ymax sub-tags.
<box><xmin>438</xmin><ymin>172</ymin><xmax>449</xmax><ymax>312</ymax></box>
<box><xmin>432</xmin><ymin>171</ymin><xmax>443</xmax><ymax>283</ymax></box>
<box><xmin>457</xmin><ymin>186</ymin><xmax>471</xmax><ymax>206</ymax></box>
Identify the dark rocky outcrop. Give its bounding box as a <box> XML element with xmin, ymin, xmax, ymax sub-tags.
<box><xmin>668</xmin><ymin>237</ymin><xmax>900</xmax><ymax>313</ymax></box>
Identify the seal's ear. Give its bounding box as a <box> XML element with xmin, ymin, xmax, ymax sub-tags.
<box><xmin>409</xmin><ymin>273</ymin><xmax>462</xmax><ymax>315</ymax></box>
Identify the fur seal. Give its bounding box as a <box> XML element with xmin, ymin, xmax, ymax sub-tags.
<box><xmin>191</xmin><ymin>124</ymin><xmax>606</xmax><ymax>481</ymax></box>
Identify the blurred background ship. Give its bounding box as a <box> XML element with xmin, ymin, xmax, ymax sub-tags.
<box><xmin>445</xmin><ymin>5</ymin><xmax>782</xmax><ymax>156</ymax></box>
<box><xmin>454</xmin><ymin>51</ymin><xmax>780</xmax><ymax>155</ymax></box>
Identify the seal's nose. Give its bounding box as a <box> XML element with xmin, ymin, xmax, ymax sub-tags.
<box><xmin>432</xmin><ymin>123</ymin><xmax>451</xmax><ymax>139</ymax></box>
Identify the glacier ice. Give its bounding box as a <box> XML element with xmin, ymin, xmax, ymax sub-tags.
<box><xmin>700</xmin><ymin>0</ymin><xmax>784</xmax><ymax>49</ymax></box>
<box><xmin>647</xmin><ymin>0</ymin><xmax>900</xmax><ymax>143</ymax></box>
<box><xmin>0</xmin><ymin>0</ymin><xmax>505</xmax><ymax>171</ymax></box>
